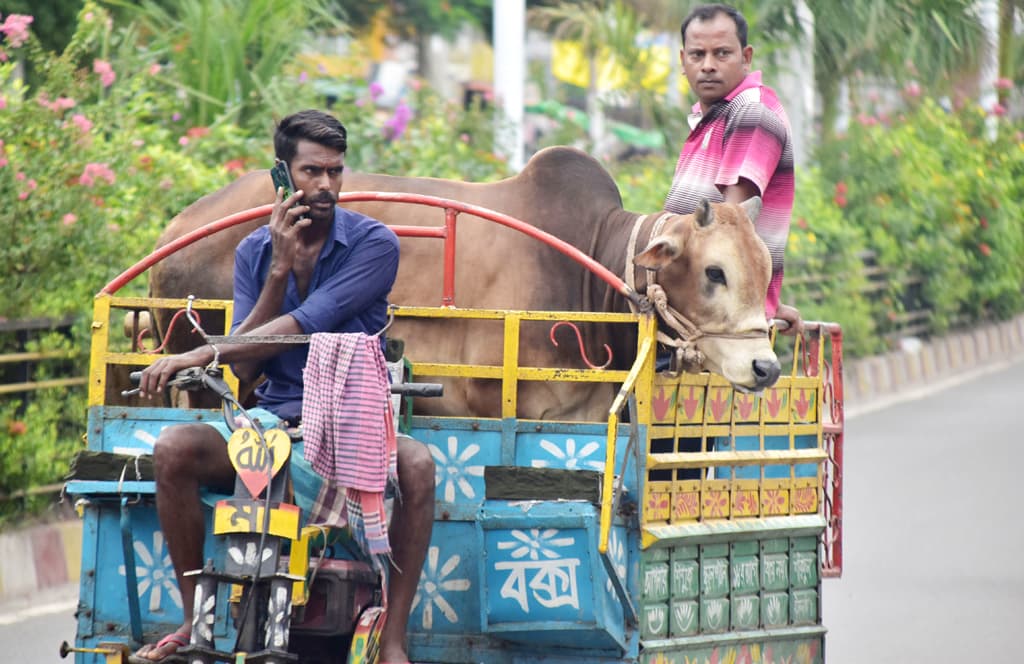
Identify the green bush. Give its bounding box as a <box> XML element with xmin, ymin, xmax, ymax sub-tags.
<box><xmin>817</xmin><ymin>99</ymin><xmax>1024</xmax><ymax>335</ymax></box>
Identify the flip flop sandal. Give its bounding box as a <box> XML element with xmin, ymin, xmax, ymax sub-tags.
<box><xmin>127</xmin><ymin>631</ymin><xmax>189</xmax><ymax>664</ymax></box>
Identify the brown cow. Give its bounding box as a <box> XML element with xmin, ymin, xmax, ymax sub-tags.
<box><xmin>146</xmin><ymin>146</ymin><xmax>779</xmax><ymax>420</ymax></box>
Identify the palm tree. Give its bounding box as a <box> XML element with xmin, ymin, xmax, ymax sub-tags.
<box><xmin>803</xmin><ymin>0</ymin><xmax>986</xmax><ymax>139</ymax></box>
<box><xmin>529</xmin><ymin>0</ymin><xmax>645</xmax><ymax>150</ymax></box>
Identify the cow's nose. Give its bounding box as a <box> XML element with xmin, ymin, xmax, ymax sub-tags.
<box><xmin>752</xmin><ymin>358</ymin><xmax>781</xmax><ymax>389</ymax></box>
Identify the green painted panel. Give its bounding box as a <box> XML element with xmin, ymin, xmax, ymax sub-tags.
<box><xmin>671</xmin><ymin>544</ymin><xmax>699</xmax><ymax>560</ymax></box>
<box><xmin>642</xmin><ymin>560</ymin><xmax>671</xmax><ymax>602</ymax></box>
<box><xmin>700</xmin><ymin>597</ymin><xmax>730</xmax><ymax>633</ymax></box>
<box><xmin>701</xmin><ymin>543</ymin><xmax>729</xmax><ymax>558</ymax></box>
<box><xmin>791</xmin><ymin>535</ymin><xmax>818</xmax><ymax>552</ymax></box>
<box><xmin>669</xmin><ymin>598</ymin><xmax>699</xmax><ymax>637</ymax></box>
<box><xmin>642</xmin><ymin>602</ymin><xmax>669</xmax><ymax>639</ymax></box>
<box><xmin>646</xmin><ymin>547</ymin><xmax>671</xmax><ymax>562</ymax></box>
<box><xmin>731</xmin><ymin>594</ymin><xmax>760</xmax><ymax>630</ymax></box>
<box><xmin>731</xmin><ymin>540</ymin><xmax>759</xmax><ymax>557</ymax></box>
<box><xmin>671</xmin><ymin>558</ymin><xmax>699</xmax><ymax>599</ymax></box>
<box><xmin>763</xmin><ymin>591</ymin><xmax>789</xmax><ymax>627</ymax></box>
<box><xmin>700</xmin><ymin>558</ymin><xmax>729</xmax><ymax>598</ymax></box>
<box><xmin>761</xmin><ymin>537</ymin><xmax>789</xmax><ymax>554</ymax></box>
<box><xmin>791</xmin><ymin>589</ymin><xmax>819</xmax><ymax>625</ymax></box>
<box><xmin>731</xmin><ymin>555</ymin><xmax>760</xmax><ymax>595</ymax></box>
<box><xmin>790</xmin><ymin>550</ymin><xmax>818</xmax><ymax>588</ymax></box>
<box><xmin>762</xmin><ymin>552</ymin><xmax>789</xmax><ymax>591</ymax></box>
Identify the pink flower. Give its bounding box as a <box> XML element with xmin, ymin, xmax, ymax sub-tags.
<box><xmin>0</xmin><ymin>95</ymin><xmax>6</xmax><ymax>110</ymax></box>
<box><xmin>369</xmin><ymin>82</ymin><xmax>384</xmax><ymax>100</ymax></box>
<box><xmin>178</xmin><ymin>136</ymin><xmax>189</xmax><ymax>146</ymax></box>
<box><xmin>0</xmin><ymin>14</ymin><xmax>34</xmax><ymax>48</ymax></box>
<box><xmin>93</xmin><ymin>59</ymin><xmax>116</xmax><ymax>87</ymax></box>
<box><xmin>856</xmin><ymin>113</ymin><xmax>879</xmax><ymax>126</ymax></box>
<box><xmin>149</xmin><ymin>63</ymin><xmax>162</xmax><ymax>75</ymax></box>
<box><xmin>903</xmin><ymin>81</ymin><xmax>921</xmax><ymax>98</ymax></box>
<box><xmin>62</xmin><ymin>213</ymin><xmax>77</xmax><ymax>226</ymax></box>
<box><xmin>79</xmin><ymin>162</ymin><xmax>116</xmax><ymax>187</ymax></box>
<box><xmin>995</xmin><ymin>77</ymin><xmax>1014</xmax><ymax>90</ymax></box>
<box><xmin>131</xmin><ymin>139</ymin><xmax>144</xmax><ymax>148</ymax></box>
<box><xmin>15</xmin><ymin>170</ymin><xmax>25</xmax><ymax>181</ymax></box>
<box><xmin>71</xmin><ymin>113</ymin><xmax>93</xmax><ymax>133</ymax></box>
<box><xmin>298</xmin><ymin>71</ymin><xmax>308</xmax><ymax>84</ymax></box>
<box><xmin>383</xmin><ymin>100</ymin><xmax>412</xmax><ymax>140</ymax></box>
<box><xmin>27</xmin><ymin>178</ymin><xmax>36</xmax><ymax>190</ymax></box>
<box><xmin>107</xmin><ymin>223</ymin><xmax>120</xmax><ymax>232</ymax></box>
<box><xmin>991</xmin><ymin>102</ymin><xmax>1007</xmax><ymax>117</ymax></box>
<box><xmin>17</xmin><ymin>190</ymin><xmax>29</xmax><ymax>200</ymax></box>
<box><xmin>171</xmin><ymin>112</ymin><xmax>181</xmax><ymax>122</ymax></box>
<box><xmin>55</xmin><ymin>96</ymin><xmax>75</xmax><ymax>110</ymax></box>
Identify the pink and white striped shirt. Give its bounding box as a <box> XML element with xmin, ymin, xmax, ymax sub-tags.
<box><xmin>664</xmin><ymin>71</ymin><xmax>794</xmax><ymax>318</ymax></box>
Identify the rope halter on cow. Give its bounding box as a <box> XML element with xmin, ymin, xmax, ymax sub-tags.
<box><xmin>624</xmin><ymin>209</ymin><xmax>769</xmax><ymax>376</ymax></box>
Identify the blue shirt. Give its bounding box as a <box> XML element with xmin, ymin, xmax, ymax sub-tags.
<box><xmin>231</xmin><ymin>206</ymin><xmax>399</xmax><ymax>421</ymax></box>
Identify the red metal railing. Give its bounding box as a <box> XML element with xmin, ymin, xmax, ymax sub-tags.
<box><xmin>99</xmin><ymin>193</ymin><xmax>645</xmax><ymax>312</ymax></box>
<box><xmin>804</xmin><ymin>321</ymin><xmax>845</xmax><ymax>578</ymax></box>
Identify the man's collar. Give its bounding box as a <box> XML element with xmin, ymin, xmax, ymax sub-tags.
<box><xmin>329</xmin><ymin>206</ymin><xmax>348</xmax><ymax>246</ymax></box>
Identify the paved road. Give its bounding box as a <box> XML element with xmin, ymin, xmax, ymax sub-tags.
<box><xmin>0</xmin><ymin>583</ymin><xmax>77</xmax><ymax>662</ymax></box>
<box><xmin>3</xmin><ymin>360</ymin><xmax>1022</xmax><ymax>662</ymax></box>
<box><xmin>823</xmin><ymin>358</ymin><xmax>1024</xmax><ymax>662</ymax></box>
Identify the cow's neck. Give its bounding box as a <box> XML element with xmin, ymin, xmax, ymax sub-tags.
<box><xmin>590</xmin><ymin>208</ymin><xmax>661</xmax><ymax>311</ymax></box>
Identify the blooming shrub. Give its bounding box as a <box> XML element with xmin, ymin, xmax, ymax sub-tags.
<box><xmin>818</xmin><ymin>98</ymin><xmax>1024</xmax><ymax>334</ymax></box>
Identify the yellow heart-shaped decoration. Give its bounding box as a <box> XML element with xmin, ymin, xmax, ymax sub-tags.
<box><xmin>227</xmin><ymin>427</ymin><xmax>291</xmax><ymax>499</ymax></box>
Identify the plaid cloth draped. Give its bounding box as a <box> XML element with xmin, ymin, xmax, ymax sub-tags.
<box><xmin>302</xmin><ymin>332</ymin><xmax>397</xmax><ymax>570</ymax></box>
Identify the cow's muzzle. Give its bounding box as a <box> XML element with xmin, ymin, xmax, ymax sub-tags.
<box><xmin>751</xmin><ymin>357</ymin><xmax>782</xmax><ymax>390</ymax></box>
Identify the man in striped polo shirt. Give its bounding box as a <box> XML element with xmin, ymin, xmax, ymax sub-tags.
<box><xmin>665</xmin><ymin>3</ymin><xmax>802</xmax><ymax>334</ymax></box>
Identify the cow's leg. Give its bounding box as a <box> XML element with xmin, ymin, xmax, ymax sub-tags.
<box><xmin>379</xmin><ymin>435</ymin><xmax>436</xmax><ymax>663</ymax></box>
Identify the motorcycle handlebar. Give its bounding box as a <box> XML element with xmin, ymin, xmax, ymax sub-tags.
<box><xmin>127</xmin><ymin>370</ymin><xmax>443</xmax><ymax>398</ymax></box>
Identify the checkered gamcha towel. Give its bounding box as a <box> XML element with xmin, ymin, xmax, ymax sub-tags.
<box><xmin>302</xmin><ymin>332</ymin><xmax>397</xmax><ymax>569</ymax></box>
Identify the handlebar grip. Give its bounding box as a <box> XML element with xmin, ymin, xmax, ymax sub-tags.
<box><xmin>390</xmin><ymin>383</ymin><xmax>444</xmax><ymax>398</ymax></box>
<box><xmin>129</xmin><ymin>370</ymin><xmax>143</xmax><ymax>385</ymax></box>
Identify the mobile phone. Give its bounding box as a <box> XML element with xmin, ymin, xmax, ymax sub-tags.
<box><xmin>270</xmin><ymin>160</ymin><xmax>296</xmax><ymax>199</ymax></box>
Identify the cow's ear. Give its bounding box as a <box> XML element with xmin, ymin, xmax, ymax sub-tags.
<box><xmin>634</xmin><ymin>236</ymin><xmax>681</xmax><ymax>271</ymax></box>
<box><xmin>695</xmin><ymin>199</ymin><xmax>714</xmax><ymax>227</ymax></box>
<box><xmin>740</xmin><ymin>196</ymin><xmax>762</xmax><ymax>224</ymax></box>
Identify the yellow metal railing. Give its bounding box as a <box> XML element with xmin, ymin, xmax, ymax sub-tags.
<box><xmin>88</xmin><ymin>294</ymin><xmax>239</xmax><ymax>407</ymax></box>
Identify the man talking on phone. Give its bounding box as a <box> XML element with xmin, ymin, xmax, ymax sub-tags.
<box><xmin>132</xmin><ymin>110</ymin><xmax>433</xmax><ymax>664</ymax></box>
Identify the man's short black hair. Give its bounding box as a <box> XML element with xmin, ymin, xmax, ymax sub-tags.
<box><xmin>274</xmin><ymin>110</ymin><xmax>348</xmax><ymax>163</ymax></box>
<box><xmin>680</xmin><ymin>3</ymin><xmax>748</xmax><ymax>48</ymax></box>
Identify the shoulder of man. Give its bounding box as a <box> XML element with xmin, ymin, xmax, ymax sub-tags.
<box><xmin>335</xmin><ymin>206</ymin><xmax>399</xmax><ymax>245</ymax></box>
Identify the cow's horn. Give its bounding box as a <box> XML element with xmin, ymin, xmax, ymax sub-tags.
<box><xmin>695</xmin><ymin>199</ymin><xmax>714</xmax><ymax>227</ymax></box>
<box><xmin>740</xmin><ymin>196</ymin><xmax>762</xmax><ymax>223</ymax></box>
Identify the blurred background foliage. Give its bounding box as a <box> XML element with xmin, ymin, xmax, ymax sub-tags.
<box><xmin>1</xmin><ymin>0</ymin><xmax>1023</xmax><ymax>521</ymax></box>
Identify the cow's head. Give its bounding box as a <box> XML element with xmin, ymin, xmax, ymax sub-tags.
<box><xmin>634</xmin><ymin>198</ymin><xmax>781</xmax><ymax>391</ymax></box>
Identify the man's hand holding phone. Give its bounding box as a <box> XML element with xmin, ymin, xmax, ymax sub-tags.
<box><xmin>268</xmin><ymin>161</ymin><xmax>311</xmax><ymax>274</ymax></box>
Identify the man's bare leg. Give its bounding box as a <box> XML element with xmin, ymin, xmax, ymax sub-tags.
<box><xmin>132</xmin><ymin>423</ymin><xmax>235</xmax><ymax>661</ymax></box>
<box><xmin>378</xmin><ymin>436</ymin><xmax>436</xmax><ymax>663</ymax></box>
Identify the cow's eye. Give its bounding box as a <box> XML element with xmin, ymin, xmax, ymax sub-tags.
<box><xmin>706</xmin><ymin>266</ymin><xmax>727</xmax><ymax>285</ymax></box>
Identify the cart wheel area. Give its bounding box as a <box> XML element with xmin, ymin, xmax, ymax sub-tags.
<box><xmin>347</xmin><ymin>606</ymin><xmax>386</xmax><ymax>664</ymax></box>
